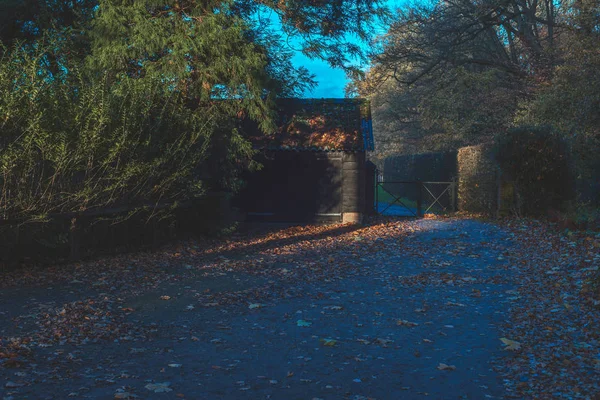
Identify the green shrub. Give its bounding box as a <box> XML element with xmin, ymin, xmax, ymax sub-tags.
<box><xmin>0</xmin><ymin>38</ymin><xmax>255</xmax><ymax>222</ymax></box>
<box><xmin>566</xmin><ymin>203</ymin><xmax>600</xmax><ymax>231</ymax></box>
<box><xmin>493</xmin><ymin>126</ymin><xmax>575</xmax><ymax>216</ymax></box>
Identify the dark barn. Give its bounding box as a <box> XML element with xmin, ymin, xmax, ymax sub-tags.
<box><xmin>236</xmin><ymin>98</ymin><xmax>374</xmax><ymax>223</ymax></box>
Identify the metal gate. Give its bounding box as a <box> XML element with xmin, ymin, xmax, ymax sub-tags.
<box><xmin>375</xmin><ymin>172</ymin><xmax>457</xmax><ymax>217</ymax></box>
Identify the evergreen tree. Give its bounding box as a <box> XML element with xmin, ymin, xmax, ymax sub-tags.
<box><xmin>0</xmin><ymin>0</ymin><xmax>385</xmax><ymax>222</ymax></box>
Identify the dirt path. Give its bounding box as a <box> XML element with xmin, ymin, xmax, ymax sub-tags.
<box><xmin>1</xmin><ymin>218</ymin><xmax>595</xmax><ymax>399</ymax></box>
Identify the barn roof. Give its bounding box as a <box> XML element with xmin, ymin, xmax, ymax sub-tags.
<box><xmin>246</xmin><ymin>98</ymin><xmax>374</xmax><ymax>152</ymax></box>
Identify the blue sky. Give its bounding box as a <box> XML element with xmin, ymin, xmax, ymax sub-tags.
<box><xmin>293</xmin><ymin>53</ymin><xmax>350</xmax><ymax>98</ymax></box>
<box><xmin>292</xmin><ymin>0</ymin><xmax>405</xmax><ymax>98</ymax></box>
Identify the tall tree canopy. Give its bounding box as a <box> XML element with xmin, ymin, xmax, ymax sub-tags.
<box><xmin>351</xmin><ymin>0</ymin><xmax>600</xmax><ymax>160</ymax></box>
<box><xmin>0</xmin><ymin>0</ymin><xmax>386</xmax><ymax>221</ymax></box>
<box><xmin>0</xmin><ymin>0</ymin><xmax>387</xmax><ymax>68</ymax></box>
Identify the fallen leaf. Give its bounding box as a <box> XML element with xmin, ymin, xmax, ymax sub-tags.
<box><xmin>397</xmin><ymin>319</ymin><xmax>419</xmax><ymax>327</ymax></box>
<box><xmin>320</xmin><ymin>338</ymin><xmax>337</xmax><ymax>347</ymax></box>
<box><xmin>500</xmin><ymin>337</ymin><xmax>522</xmax><ymax>351</ymax></box>
<box><xmin>114</xmin><ymin>392</ymin><xmax>138</xmax><ymax>399</ymax></box>
<box><xmin>129</xmin><ymin>348</ymin><xmax>147</xmax><ymax>354</ymax></box>
<box><xmin>437</xmin><ymin>363</ymin><xmax>456</xmax><ymax>371</ymax></box>
<box><xmin>145</xmin><ymin>382</ymin><xmax>172</xmax><ymax>393</ymax></box>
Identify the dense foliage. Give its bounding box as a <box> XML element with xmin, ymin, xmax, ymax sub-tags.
<box><xmin>353</xmin><ymin>0</ymin><xmax>600</xmax><ymax>161</ymax></box>
<box><xmin>353</xmin><ymin>0</ymin><xmax>600</xmax><ymax>218</ymax></box>
<box><xmin>0</xmin><ymin>0</ymin><xmax>386</xmax><ymax>223</ymax></box>
<box><xmin>494</xmin><ymin>127</ymin><xmax>574</xmax><ymax>216</ymax></box>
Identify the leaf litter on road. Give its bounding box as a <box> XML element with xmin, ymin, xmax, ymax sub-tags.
<box><xmin>1</xmin><ymin>216</ymin><xmax>598</xmax><ymax>398</ymax></box>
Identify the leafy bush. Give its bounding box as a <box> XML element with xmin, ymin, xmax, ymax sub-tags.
<box><xmin>0</xmin><ymin>38</ymin><xmax>256</xmax><ymax>222</ymax></box>
<box><xmin>566</xmin><ymin>203</ymin><xmax>600</xmax><ymax>231</ymax></box>
<box><xmin>493</xmin><ymin>126</ymin><xmax>575</xmax><ymax>216</ymax></box>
